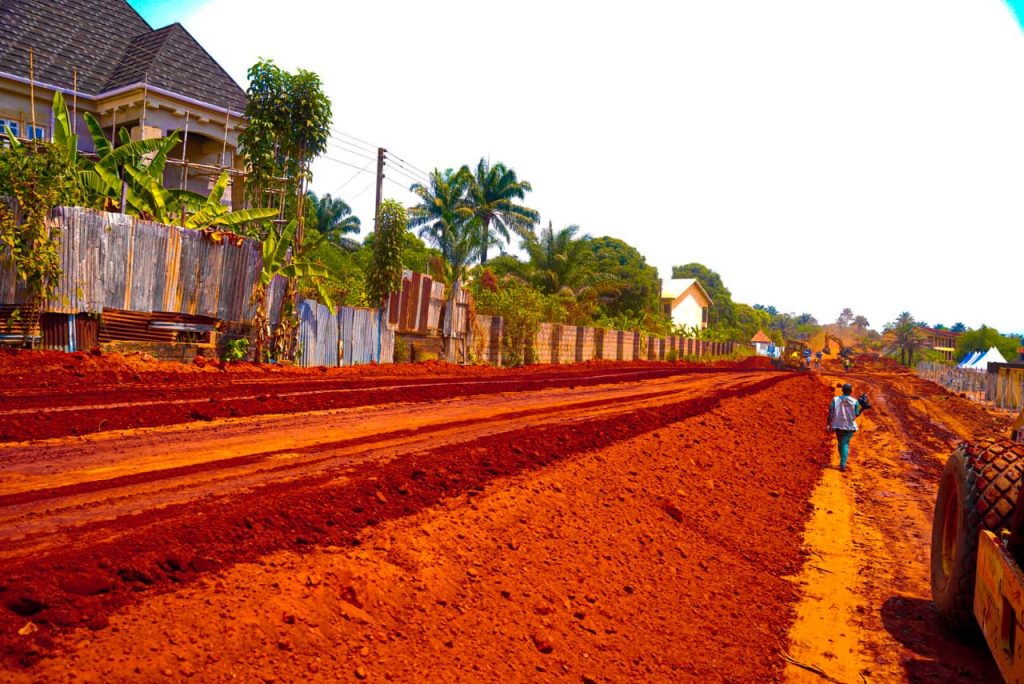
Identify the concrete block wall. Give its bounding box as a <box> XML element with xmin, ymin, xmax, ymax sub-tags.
<box><xmin>535</xmin><ymin>323</ymin><xmax>555</xmax><ymax>364</ymax></box>
<box><xmin>574</xmin><ymin>326</ymin><xmax>596</xmax><ymax>362</ymax></box>
<box><xmin>524</xmin><ymin>323</ymin><xmax>744</xmax><ymax>365</ymax></box>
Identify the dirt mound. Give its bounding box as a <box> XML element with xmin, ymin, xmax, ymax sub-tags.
<box><xmin>1</xmin><ymin>374</ymin><xmax>832</xmax><ymax>682</ymax></box>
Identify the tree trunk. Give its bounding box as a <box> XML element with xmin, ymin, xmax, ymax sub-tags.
<box><xmin>479</xmin><ymin>219</ymin><xmax>489</xmax><ymax>264</ymax></box>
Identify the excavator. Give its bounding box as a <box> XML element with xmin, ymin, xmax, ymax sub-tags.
<box><xmin>931</xmin><ymin>406</ymin><xmax>1024</xmax><ymax>682</ymax></box>
<box><xmin>822</xmin><ymin>333</ymin><xmax>854</xmax><ymax>359</ymax></box>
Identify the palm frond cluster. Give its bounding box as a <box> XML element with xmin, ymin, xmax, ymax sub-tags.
<box><xmin>408</xmin><ymin>159</ymin><xmax>538</xmax><ymax>285</ymax></box>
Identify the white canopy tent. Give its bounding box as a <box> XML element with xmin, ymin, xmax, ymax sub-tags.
<box><xmin>958</xmin><ymin>346</ymin><xmax>1007</xmax><ymax>371</ymax></box>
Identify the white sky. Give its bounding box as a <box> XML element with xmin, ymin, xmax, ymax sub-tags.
<box><xmin>178</xmin><ymin>0</ymin><xmax>1024</xmax><ymax>333</ymax></box>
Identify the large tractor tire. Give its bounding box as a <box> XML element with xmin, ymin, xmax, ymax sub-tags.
<box><xmin>931</xmin><ymin>437</ymin><xmax>1024</xmax><ymax>635</ymax></box>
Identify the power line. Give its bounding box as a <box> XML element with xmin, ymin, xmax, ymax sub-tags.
<box><xmin>327</xmin><ymin>159</ymin><xmax>375</xmax><ymax>195</ymax></box>
<box><xmin>385</xmin><ymin>151</ymin><xmax>431</xmax><ymax>180</ymax></box>
<box><xmin>327</xmin><ymin>138</ymin><xmax>376</xmax><ymax>162</ymax></box>
<box><xmin>324</xmin><ymin>155</ymin><xmax>379</xmax><ymax>173</ymax></box>
<box><xmin>384</xmin><ymin>156</ymin><xmax>429</xmax><ymax>184</ymax></box>
<box><xmin>330</xmin><ymin>128</ymin><xmax>378</xmax><ymax>152</ymax></box>
<box><xmin>385</xmin><ymin>163</ymin><xmax>428</xmax><ymax>188</ymax></box>
<box><xmin>383</xmin><ymin>176</ymin><xmax>417</xmax><ymax>193</ymax></box>
<box><xmin>350</xmin><ymin>179</ymin><xmax>377</xmax><ymax>201</ymax></box>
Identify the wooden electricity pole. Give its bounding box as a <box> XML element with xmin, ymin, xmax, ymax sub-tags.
<box><xmin>373</xmin><ymin>147</ymin><xmax>386</xmax><ymax>233</ymax></box>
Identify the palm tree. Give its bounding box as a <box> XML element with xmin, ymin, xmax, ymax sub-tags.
<box><xmin>465</xmin><ymin>159</ymin><xmax>539</xmax><ymax>264</ymax></box>
<box><xmin>885</xmin><ymin>311</ymin><xmax>923</xmax><ymax>366</ymax></box>
<box><xmin>409</xmin><ymin>168</ymin><xmax>480</xmax><ymax>346</ymax></box>
<box><xmin>308</xmin><ymin>191</ymin><xmax>361</xmax><ymax>243</ymax></box>
<box><xmin>521</xmin><ymin>222</ymin><xmax>599</xmax><ymax>294</ymax></box>
<box><xmin>409</xmin><ymin>168</ymin><xmax>478</xmax><ymax>282</ymax></box>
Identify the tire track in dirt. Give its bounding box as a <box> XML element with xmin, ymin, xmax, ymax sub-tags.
<box><xmin>0</xmin><ymin>362</ymin><xmax>760</xmax><ymax>442</ymax></box>
<box><xmin>785</xmin><ymin>365</ymin><xmax>1002</xmax><ymax>683</ymax></box>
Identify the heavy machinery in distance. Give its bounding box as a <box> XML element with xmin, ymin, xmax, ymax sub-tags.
<box><xmin>773</xmin><ymin>339</ymin><xmax>811</xmax><ymax>371</ymax></box>
<box><xmin>822</xmin><ymin>333</ymin><xmax>854</xmax><ymax>359</ymax></box>
<box><xmin>931</xmin><ymin>406</ymin><xmax>1024</xmax><ymax>682</ymax></box>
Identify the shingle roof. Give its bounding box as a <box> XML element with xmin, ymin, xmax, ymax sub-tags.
<box><xmin>103</xmin><ymin>23</ymin><xmax>247</xmax><ymax>112</ymax></box>
<box><xmin>0</xmin><ymin>0</ymin><xmax>246</xmax><ymax>111</ymax></box>
<box><xmin>751</xmin><ymin>330</ymin><xmax>772</xmax><ymax>344</ymax></box>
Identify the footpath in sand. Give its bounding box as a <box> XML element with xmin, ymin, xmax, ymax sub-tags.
<box><xmin>786</xmin><ymin>359</ymin><xmax>1010</xmax><ymax>684</ymax></box>
<box><xmin>2</xmin><ymin>353</ymin><xmax>831</xmax><ymax>683</ymax></box>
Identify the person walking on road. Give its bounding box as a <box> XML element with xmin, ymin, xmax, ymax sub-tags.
<box><xmin>828</xmin><ymin>383</ymin><xmax>862</xmax><ymax>472</ymax></box>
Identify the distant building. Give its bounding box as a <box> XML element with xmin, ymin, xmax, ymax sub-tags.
<box><xmin>661</xmin><ymin>278</ymin><xmax>713</xmax><ymax>330</ymax></box>
<box><xmin>0</xmin><ymin>0</ymin><xmax>247</xmax><ymax>207</ymax></box>
<box><xmin>918</xmin><ymin>326</ymin><xmax>959</xmax><ymax>362</ymax></box>
<box><xmin>751</xmin><ymin>329</ymin><xmax>773</xmax><ymax>356</ymax></box>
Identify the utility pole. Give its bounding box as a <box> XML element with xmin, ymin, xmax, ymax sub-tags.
<box><xmin>373</xmin><ymin>147</ymin><xmax>386</xmax><ymax>233</ymax></box>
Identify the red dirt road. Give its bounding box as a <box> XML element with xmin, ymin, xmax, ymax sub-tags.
<box><xmin>0</xmin><ymin>352</ymin><xmax>1008</xmax><ymax>682</ymax></box>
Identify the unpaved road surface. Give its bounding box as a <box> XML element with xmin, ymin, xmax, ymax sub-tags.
<box><xmin>786</xmin><ymin>359</ymin><xmax>1010</xmax><ymax>684</ymax></box>
<box><xmin>0</xmin><ymin>352</ymin><xmax>1012</xmax><ymax>682</ymax></box>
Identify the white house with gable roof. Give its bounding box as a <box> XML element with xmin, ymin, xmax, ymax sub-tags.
<box><xmin>661</xmin><ymin>278</ymin><xmax>713</xmax><ymax>331</ymax></box>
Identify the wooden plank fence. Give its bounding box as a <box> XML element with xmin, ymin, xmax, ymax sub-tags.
<box><xmin>0</xmin><ymin>206</ymin><xmax>285</xmax><ymax>324</ymax></box>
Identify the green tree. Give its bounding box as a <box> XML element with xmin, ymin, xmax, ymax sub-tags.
<box><xmin>836</xmin><ymin>308</ymin><xmax>854</xmax><ymax>327</ymax></box>
<box><xmin>523</xmin><ymin>223</ymin><xmax>598</xmax><ymax>295</ymax></box>
<box><xmin>238</xmin><ymin>59</ymin><xmax>332</xmax><ymax>247</ymax></box>
<box><xmin>732</xmin><ymin>303</ymin><xmax>773</xmax><ymax>343</ymax></box>
<box><xmin>0</xmin><ymin>134</ymin><xmax>82</xmax><ymax>323</ymax></box>
<box><xmin>482</xmin><ymin>253</ymin><xmax>528</xmax><ymax>279</ymax></box>
<box><xmin>301</xmin><ymin>235</ymin><xmax>370</xmax><ymax>308</ymax></box>
<box><xmin>409</xmin><ymin>168</ymin><xmax>478</xmax><ymax>286</ymax></box>
<box><xmin>589</xmin><ymin>236</ymin><xmax>661</xmax><ymax>321</ymax></box>
<box><xmin>473</xmin><ymin>275</ymin><xmax>546</xmax><ymax>367</ymax></box>
<box><xmin>465</xmin><ymin>158</ymin><xmax>538</xmax><ymax>263</ymax></box>
<box><xmin>366</xmin><ymin>199</ymin><xmax>407</xmax><ymax>307</ymax></box>
<box><xmin>955</xmin><ymin>325</ymin><xmax>1020</xmax><ymax>363</ymax></box>
<box><xmin>517</xmin><ymin>223</ymin><xmax>617</xmax><ymax>326</ymax></box>
<box><xmin>671</xmin><ymin>263</ymin><xmax>735</xmax><ymax>328</ymax></box>
<box><xmin>884</xmin><ymin>311</ymin><xmax>924</xmax><ymax>366</ymax></box>
<box><xmin>796</xmin><ymin>313</ymin><xmax>818</xmax><ymax>325</ymax></box>
<box><xmin>361</xmin><ymin>229</ymin><xmax>439</xmax><ymax>276</ymax></box>
<box><xmin>308</xmin><ymin>191</ymin><xmax>360</xmax><ymax>243</ymax></box>
<box><xmin>853</xmin><ymin>315</ymin><xmax>870</xmax><ymax>329</ymax></box>
<box><xmin>951</xmin><ymin>322</ymin><xmax>967</xmax><ymax>333</ymax></box>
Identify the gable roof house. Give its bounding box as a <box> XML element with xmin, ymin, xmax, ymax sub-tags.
<box><xmin>661</xmin><ymin>278</ymin><xmax>713</xmax><ymax>331</ymax></box>
<box><xmin>750</xmin><ymin>329</ymin><xmax>773</xmax><ymax>356</ymax></box>
<box><xmin>0</xmin><ymin>0</ymin><xmax>248</xmax><ymax>207</ymax></box>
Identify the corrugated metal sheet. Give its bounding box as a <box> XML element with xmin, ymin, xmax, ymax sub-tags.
<box><xmin>296</xmin><ymin>301</ymin><xmax>394</xmax><ymax>368</ymax></box>
<box><xmin>297</xmin><ymin>299</ymin><xmax>339</xmax><ymax>367</ymax></box>
<box><xmin>340</xmin><ymin>306</ymin><xmax>382</xmax><ymax>366</ymax></box>
<box><xmin>0</xmin><ymin>207</ymin><xmax>280</xmax><ymax>325</ymax></box>
<box><xmin>40</xmin><ymin>313</ymin><xmax>73</xmax><ymax>352</ymax></box>
<box><xmin>97</xmin><ymin>309</ymin><xmax>217</xmax><ymax>344</ymax></box>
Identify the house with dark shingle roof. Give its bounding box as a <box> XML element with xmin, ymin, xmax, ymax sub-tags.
<box><xmin>0</xmin><ymin>0</ymin><xmax>248</xmax><ymax>207</ymax></box>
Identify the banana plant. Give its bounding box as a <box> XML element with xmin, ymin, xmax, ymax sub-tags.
<box><xmin>251</xmin><ymin>218</ymin><xmax>341</xmax><ymax>361</ymax></box>
<box><xmin>43</xmin><ymin>94</ymin><xmax>276</xmax><ymax>230</ymax></box>
<box><xmin>182</xmin><ymin>171</ymin><xmax>278</xmax><ymax>231</ymax></box>
<box><xmin>50</xmin><ymin>92</ymin><xmax>77</xmax><ymax>159</ymax></box>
